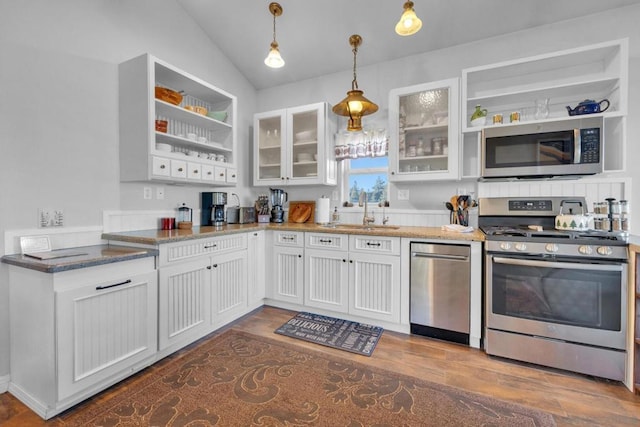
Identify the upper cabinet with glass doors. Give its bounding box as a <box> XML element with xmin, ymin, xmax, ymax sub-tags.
<box><xmin>388</xmin><ymin>78</ymin><xmax>460</xmax><ymax>181</ymax></box>
<box><xmin>253</xmin><ymin>102</ymin><xmax>337</xmax><ymax>186</ymax></box>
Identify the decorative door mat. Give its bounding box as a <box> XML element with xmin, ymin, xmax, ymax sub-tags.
<box><xmin>275</xmin><ymin>312</ymin><xmax>383</xmax><ymax>356</ymax></box>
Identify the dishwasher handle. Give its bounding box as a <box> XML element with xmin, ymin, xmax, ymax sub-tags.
<box><xmin>411</xmin><ymin>252</ymin><xmax>469</xmax><ymax>261</ymax></box>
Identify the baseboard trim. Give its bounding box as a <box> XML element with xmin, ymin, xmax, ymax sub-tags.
<box><xmin>0</xmin><ymin>374</ymin><xmax>9</xmax><ymax>393</ymax></box>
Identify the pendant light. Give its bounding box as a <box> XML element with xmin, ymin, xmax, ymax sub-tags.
<box><xmin>332</xmin><ymin>34</ymin><xmax>378</xmax><ymax>132</ymax></box>
<box><xmin>264</xmin><ymin>2</ymin><xmax>285</xmax><ymax>68</ymax></box>
<box><xmin>395</xmin><ymin>0</ymin><xmax>422</xmax><ymax>36</ymax></box>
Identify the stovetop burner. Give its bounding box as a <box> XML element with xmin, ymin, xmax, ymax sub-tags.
<box><xmin>480</xmin><ymin>225</ymin><xmax>628</xmax><ymax>243</ymax></box>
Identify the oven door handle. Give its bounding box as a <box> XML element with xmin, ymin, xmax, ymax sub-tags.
<box><xmin>492</xmin><ymin>256</ymin><xmax>623</xmax><ymax>272</ymax></box>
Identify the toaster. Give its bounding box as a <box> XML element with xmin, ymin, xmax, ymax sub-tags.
<box><xmin>227</xmin><ymin>207</ymin><xmax>256</xmax><ymax>224</ymax></box>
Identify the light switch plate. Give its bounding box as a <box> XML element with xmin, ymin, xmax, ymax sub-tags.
<box><xmin>397</xmin><ymin>189</ymin><xmax>410</xmax><ymax>200</ymax></box>
<box><xmin>38</xmin><ymin>209</ymin><xmax>64</xmax><ymax>227</ymax></box>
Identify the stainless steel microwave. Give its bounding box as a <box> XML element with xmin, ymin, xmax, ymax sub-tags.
<box><xmin>481</xmin><ymin>122</ymin><xmax>602</xmax><ymax>179</ymax></box>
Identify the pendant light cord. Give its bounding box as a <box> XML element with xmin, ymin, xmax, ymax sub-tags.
<box><xmin>351</xmin><ymin>44</ymin><xmax>359</xmax><ymax>90</ymax></box>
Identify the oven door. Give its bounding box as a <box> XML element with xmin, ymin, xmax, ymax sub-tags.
<box><xmin>486</xmin><ymin>254</ymin><xmax>627</xmax><ymax>350</ymax></box>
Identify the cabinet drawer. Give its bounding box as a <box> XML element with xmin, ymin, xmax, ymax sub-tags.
<box><xmin>350</xmin><ymin>235</ymin><xmax>400</xmax><ymax>256</ymax></box>
<box><xmin>187</xmin><ymin>161</ymin><xmax>202</xmax><ymax>180</ymax></box>
<box><xmin>226</xmin><ymin>168</ymin><xmax>238</xmax><ymax>183</ymax></box>
<box><xmin>273</xmin><ymin>231</ymin><xmax>304</xmax><ymax>247</ymax></box>
<box><xmin>306</xmin><ymin>232</ymin><xmax>348</xmax><ymax>250</ymax></box>
<box><xmin>201</xmin><ymin>164</ymin><xmax>215</xmax><ymax>181</ymax></box>
<box><xmin>152</xmin><ymin>156</ymin><xmax>171</xmax><ymax>177</ymax></box>
<box><xmin>171</xmin><ymin>159</ymin><xmax>187</xmax><ymax>178</ymax></box>
<box><xmin>159</xmin><ymin>233</ymin><xmax>248</xmax><ymax>265</ymax></box>
<box><xmin>214</xmin><ymin>166</ymin><xmax>227</xmax><ymax>182</ymax></box>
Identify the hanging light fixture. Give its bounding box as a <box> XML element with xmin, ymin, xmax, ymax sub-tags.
<box><xmin>332</xmin><ymin>34</ymin><xmax>378</xmax><ymax>132</ymax></box>
<box><xmin>264</xmin><ymin>2</ymin><xmax>285</xmax><ymax>68</ymax></box>
<box><xmin>395</xmin><ymin>0</ymin><xmax>422</xmax><ymax>36</ymax></box>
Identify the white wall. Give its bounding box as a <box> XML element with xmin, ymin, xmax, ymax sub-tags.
<box><xmin>256</xmin><ymin>5</ymin><xmax>640</xmax><ymax>215</ymax></box>
<box><xmin>0</xmin><ymin>0</ymin><xmax>257</xmax><ymax>381</ymax></box>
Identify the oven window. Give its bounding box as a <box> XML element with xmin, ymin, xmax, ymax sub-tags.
<box><xmin>486</xmin><ymin>130</ymin><xmax>574</xmax><ymax>169</ymax></box>
<box><xmin>491</xmin><ymin>261</ymin><xmax>621</xmax><ymax>331</ymax></box>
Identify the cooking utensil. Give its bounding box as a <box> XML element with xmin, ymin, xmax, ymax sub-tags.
<box><xmin>555</xmin><ymin>200</ymin><xmax>592</xmax><ymax>231</ymax></box>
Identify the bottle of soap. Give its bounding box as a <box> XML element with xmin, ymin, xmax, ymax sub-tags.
<box><xmin>331</xmin><ymin>207</ymin><xmax>340</xmax><ymax>224</ymax></box>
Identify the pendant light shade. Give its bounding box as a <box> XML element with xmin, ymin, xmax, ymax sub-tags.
<box><xmin>332</xmin><ymin>35</ymin><xmax>378</xmax><ymax>132</ymax></box>
<box><xmin>395</xmin><ymin>0</ymin><xmax>422</xmax><ymax>36</ymax></box>
<box><xmin>264</xmin><ymin>2</ymin><xmax>285</xmax><ymax>68</ymax></box>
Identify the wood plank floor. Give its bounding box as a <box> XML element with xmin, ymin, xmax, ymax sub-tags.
<box><xmin>1</xmin><ymin>306</ymin><xmax>639</xmax><ymax>426</ymax></box>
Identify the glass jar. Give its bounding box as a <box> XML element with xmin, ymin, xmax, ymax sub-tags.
<box><xmin>177</xmin><ymin>203</ymin><xmax>192</xmax><ymax>223</ymax></box>
<box><xmin>431</xmin><ymin>137</ymin><xmax>445</xmax><ymax>155</ymax></box>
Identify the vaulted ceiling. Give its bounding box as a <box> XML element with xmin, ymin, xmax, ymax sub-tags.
<box><xmin>177</xmin><ymin>0</ymin><xmax>640</xmax><ymax>90</ymax></box>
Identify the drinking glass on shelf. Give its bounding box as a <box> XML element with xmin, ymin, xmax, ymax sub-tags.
<box><xmin>534</xmin><ymin>98</ymin><xmax>550</xmax><ymax>120</ymax></box>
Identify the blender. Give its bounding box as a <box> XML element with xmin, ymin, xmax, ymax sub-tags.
<box><xmin>201</xmin><ymin>192</ymin><xmax>227</xmax><ymax>226</ymax></box>
<box><xmin>269</xmin><ymin>188</ymin><xmax>288</xmax><ymax>223</ymax></box>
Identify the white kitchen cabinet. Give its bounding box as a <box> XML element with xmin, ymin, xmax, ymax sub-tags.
<box><xmin>268</xmin><ymin>231</ymin><xmax>305</xmax><ymax>304</ymax></box>
<box><xmin>8</xmin><ymin>258</ymin><xmax>157</xmax><ymax>419</ymax></box>
<box><xmin>253</xmin><ymin>102</ymin><xmax>337</xmax><ymax>186</ymax></box>
<box><xmin>461</xmin><ymin>39</ymin><xmax>628</xmax><ymax>178</ymax></box>
<box><xmin>210</xmin><ymin>248</ymin><xmax>248</xmax><ymax>328</ymax></box>
<box><xmin>348</xmin><ymin>235</ymin><xmax>401</xmax><ymax>323</ymax></box>
<box><xmin>158</xmin><ymin>257</ymin><xmax>211</xmax><ymax>352</ymax></box>
<box><xmin>304</xmin><ymin>233</ymin><xmax>349</xmax><ymax>312</ymax></box>
<box><xmin>119</xmin><ymin>53</ymin><xmax>237</xmax><ymax>186</ymax></box>
<box><xmin>247</xmin><ymin>230</ymin><xmax>266</xmax><ymax>308</ymax></box>
<box><xmin>157</xmin><ymin>233</ymin><xmax>248</xmax><ymax>355</ymax></box>
<box><xmin>388</xmin><ymin>78</ymin><xmax>460</xmax><ymax>181</ymax></box>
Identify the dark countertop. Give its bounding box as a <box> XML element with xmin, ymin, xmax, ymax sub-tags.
<box><xmin>101</xmin><ymin>223</ymin><xmax>486</xmax><ymax>245</ymax></box>
<box><xmin>1</xmin><ymin>244</ymin><xmax>158</xmax><ymax>273</ymax></box>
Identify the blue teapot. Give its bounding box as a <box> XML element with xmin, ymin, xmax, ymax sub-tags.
<box><xmin>566</xmin><ymin>99</ymin><xmax>610</xmax><ymax>116</ymax></box>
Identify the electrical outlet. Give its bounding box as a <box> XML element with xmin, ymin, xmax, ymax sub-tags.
<box><xmin>143</xmin><ymin>187</ymin><xmax>152</xmax><ymax>200</ymax></box>
<box><xmin>38</xmin><ymin>208</ymin><xmax>64</xmax><ymax>227</ymax></box>
<box><xmin>156</xmin><ymin>187</ymin><xmax>165</xmax><ymax>200</ymax></box>
<box><xmin>397</xmin><ymin>189</ymin><xmax>410</xmax><ymax>200</ymax></box>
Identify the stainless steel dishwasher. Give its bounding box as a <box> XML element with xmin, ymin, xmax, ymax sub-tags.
<box><xmin>410</xmin><ymin>242</ymin><xmax>471</xmax><ymax>344</ymax></box>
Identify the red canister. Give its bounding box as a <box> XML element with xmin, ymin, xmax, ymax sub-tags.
<box><xmin>161</xmin><ymin>217</ymin><xmax>175</xmax><ymax>230</ymax></box>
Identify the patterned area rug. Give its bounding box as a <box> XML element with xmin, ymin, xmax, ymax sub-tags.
<box><xmin>55</xmin><ymin>330</ymin><xmax>556</xmax><ymax>426</ymax></box>
<box><xmin>275</xmin><ymin>312</ymin><xmax>383</xmax><ymax>356</ymax></box>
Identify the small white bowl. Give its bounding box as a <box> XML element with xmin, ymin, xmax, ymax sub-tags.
<box><xmin>297</xmin><ymin>153</ymin><xmax>313</xmax><ymax>162</ymax></box>
<box><xmin>197</xmin><ymin>136</ymin><xmax>207</xmax><ymax>144</ymax></box>
<box><xmin>156</xmin><ymin>142</ymin><xmax>172</xmax><ymax>152</ymax></box>
<box><xmin>295</xmin><ymin>130</ymin><xmax>316</xmax><ymax>141</ymax></box>
<box><xmin>470</xmin><ymin>117</ymin><xmax>486</xmax><ymax>127</ymax></box>
<box><xmin>187</xmin><ymin>132</ymin><xmax>197</xmax><ymax>141</ymax></box>
<box><xmin>187</xmin><ymin>150</ymin><xmax>199</xmax><ymax>157</ymax></box>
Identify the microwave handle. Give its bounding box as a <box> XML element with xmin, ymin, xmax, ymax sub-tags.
<box><xmin>574</xmin><ymin>128</ymin><xmax>581</xmax><ymax>164</ymax></box>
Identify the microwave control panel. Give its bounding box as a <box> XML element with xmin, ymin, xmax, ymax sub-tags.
<box><xmin>580</xmin><ymin>128</ymin><xmax>600</xmax><ymax>164</ymax></box>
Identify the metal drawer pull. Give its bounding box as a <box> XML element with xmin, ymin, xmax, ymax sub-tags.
<box><xmin>96</xmin><ymin>279</ymin><xmax>132</xmax><ymax>291</ymax></box>
<box><xmin>204</xmin><ymin>243</ymin><xmax>217</xmax><ymax>249</ymax></box>
<box><xmin>282</xmin><ymin>236</ymin><xmax>295</xmax><ymax>241</ymax></box>
<box><xmin>319</xmin><ymin>239</ymin><xmax>333</xmax><ymax>243</ymax></box>
<box><xmin>366</xmin><ymin>242</ymin><xmax>382</xmax><ymax>247</ymax></box>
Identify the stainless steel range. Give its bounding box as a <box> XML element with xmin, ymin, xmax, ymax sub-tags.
<box><xmin>479</xmin><ymin>196</ymin><xmax>628</xmax><ymax>381</ymax></box>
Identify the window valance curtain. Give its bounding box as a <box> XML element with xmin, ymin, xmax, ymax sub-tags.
<box><xmin>334</xmin><ymin>129</ymin><xmax>388</xmax><ymax>161</ymax></box>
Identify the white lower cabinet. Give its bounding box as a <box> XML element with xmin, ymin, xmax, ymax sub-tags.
<box><xmin>269</xmin><ymin>231</ymin><xmax>304</xmax><ymax>304</ymax></box>
<box><xmin>158</xmin><ymin>257</ymin><xmax>211</xmax><ymax>351</ymax></box>
<box><xmin>348</xmin><ymin>252</ymin><xmax>400</xmax><ymax>323</ymax></box>
<box><xmin>210</xmin><ymin>249</ymin><xmax>248</xmax><ymax>327</ymax></box>
<box><xmin>304</xmin><ymin>233</ymin><xmax>349</xmax><ymax>312</ymax></box>
<box><xmin>8</xmin><ymin>257</ymin><xmax>157</xmax><ymax>420</ymax></box>
<box><xmin>157</xmin><ymin>233</ymin><xmax>249</xmax><ymax>355</ymax></box>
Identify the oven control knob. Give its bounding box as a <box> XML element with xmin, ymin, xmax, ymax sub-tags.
<box><xmin>545</xmin><ymin>243</ymin><xmax>559</xmax><ymax>253</ymax></box>
<box><xmin>499</xmin><ymin>242</ymin><xmax>512</xmax><ymax>251</ymax></box>
<box><xmin>514</xmin><ymin>243</ymin><xmax>527</xmax><ymax>251</ymax></box>
<box><xmin>596</xmin><ymin>246</ymin><xmax>613</xmax><ymax>256</ymax></box>
<box><xmin>578</xmin><ymin>245</ymin><xmax>593</xmax><ymax>255</ymax></box>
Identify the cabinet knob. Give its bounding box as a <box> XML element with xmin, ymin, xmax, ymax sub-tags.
<box><xmin>220</xmin><ymin>173</ymin><xmax>225</xmax><ymax>177</ymax></box>
<box><xmin>231</xmin><ymin>174</ymin><xmax>236</xmax><ymax>178</ymax></box>
<box><xmin>193</xmin><ymin>169</ymin><xmax>198</xmax><ymax>173</ymax></box>
<box><xmin>349</xmin><ymin>260</ymin><xmax>353</xmax><ymax>263</ymax></box>
<box><xmin>281</xmin><ymin>177</ymin><xmax>285</xmax><ymax>180</ymax></box>
<box><xmin>160</xmin><ymin>165</ymin><xmax>166</xmax><ymax>169</ymax></box>
<box><xmin>212</xmin><ymin>264</ymin><xmax>218</xmax><ymax>268</ymax></box>
<box><xmin>343</xmin><ymin>259</ymin><xmax>347</xmax><ymax>262</ymax></box>
<box><xmin>206</xmin><ymin>265</ymin><xmax>212</xmax><ymax>270</ymax></box>
<box><xmin>207</xmin><ymin>171</ymin><xmax>212</xmax><ymax>175</ymax></box>
<box><xmin>298</xmin><ymin>254</ymin><xmax>302</xmax><ymax>258</ymax></box>
<box><xmin>390</xmin><ymin>171</ymin><xmax>395</xmax><ymax>175</ymax></box>
<box><xmin>178</xmin><ymin>167</ymin><xmax>183</xmax><ymax>172</ymax></box>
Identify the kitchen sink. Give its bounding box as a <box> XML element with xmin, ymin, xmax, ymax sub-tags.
<box><xmin>321</xmin><ymin>224</ymin><xmax>400</xmax><ymax>231</ymax></box>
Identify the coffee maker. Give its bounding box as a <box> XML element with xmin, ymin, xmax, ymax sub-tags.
<box><xmin>201</xmin><ymin>192</ymin><xmax>227</xmax><ymax>226</ymax></box>
<box><xmin>269</xmin><ymin>188</ymin><xmax>288</xmax><ymax>223</ymax></box>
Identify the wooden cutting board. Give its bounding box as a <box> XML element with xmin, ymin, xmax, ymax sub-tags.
<box><xmin>288</xmin><ymin>201</ymin><xmax>315</xmax><ymax>223</ymax></box>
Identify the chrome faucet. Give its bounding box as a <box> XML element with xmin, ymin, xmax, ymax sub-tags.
<box><xmin>359</xmin><ymin>190</ymin><xmax>375</xmax><ymax>226</ymax></box>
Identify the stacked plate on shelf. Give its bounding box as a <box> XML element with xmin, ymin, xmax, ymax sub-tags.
<box><xmin>295</xmin><ymin>130</ymin><xmax>316</xmax><ymax>142</ymax></box>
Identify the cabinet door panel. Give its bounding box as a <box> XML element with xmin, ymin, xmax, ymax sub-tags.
<box><xmin>349</xmin><ymin>253</ymin><xmax>400</xmax><ymax>323</ymax></box>
<box><xmin>210</xmin><ymin>250</ymin><xmax>248</xmax><ymax>327</ymax></box>
<box><xmin>248</xmin><ymin>231</ymin><xmax>266</xmax><ymax>306</ymax></box>
<box><xmin>271</xmin><ymin>246</ymin><xmax>304</xmax><ymax>304</ymax></box>
<box><xmin>305</xmin><ymin>249</ymin><xmax>348</xmax><ymax>312</ymax></box>
<box><xmin>158</xmin><ymin>259</ymin><xmax>211</xmax><ymax>350</ymax></box>
<box><xmin>56</xmin><ymin>271</ymin><xmax>157</xmax><ymax>399</ymax></box>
